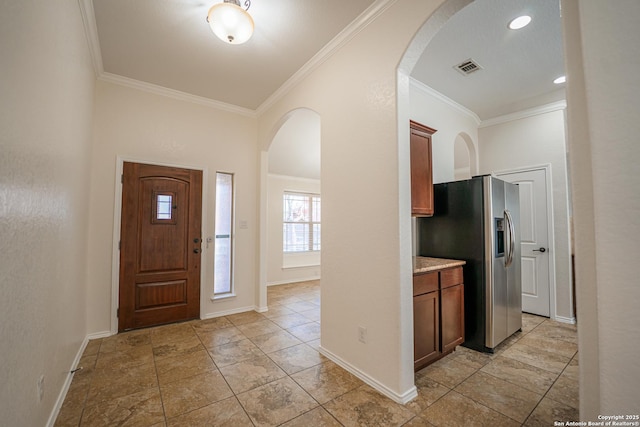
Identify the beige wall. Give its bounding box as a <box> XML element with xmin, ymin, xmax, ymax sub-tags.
<box><xmin>562</xmin><ymin>0</ymin><xmax>640</xmax><ymax>418</ymax></box>
<box><xmin>258</xmin><ymin>0</ymin><xmax>455</xmax><ymax>401</ymax></box>
<box><xmin>0</xmin><ymin>0</ymin><xmax>96</xmax><ymax>424</ymax></box>
<box><xmin>478</xmin><ymin>109</ymin><xmax>574</xmax><ymax>321</ymax></box>
<box><xmin>409</xmin><ymin>80</ymin><xmax>479</xmax><ymax>184</ymax></box>
<box><xmin>87</xmin><ymin>80</ymin><xmax>259</xmax><ymax>333</ymax></box>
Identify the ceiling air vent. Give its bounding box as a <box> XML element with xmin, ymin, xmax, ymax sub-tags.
<box><xmin>455</xmin><ymin>59</ymin><xmax>482</xmax><ymax>75</ymax></box>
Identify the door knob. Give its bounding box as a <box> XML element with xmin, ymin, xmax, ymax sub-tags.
<box><xmin>533</xmin><ymin>247</ymin><xmax>546</xmax><ymax>253</ymax></box>
<box><xmin>193</xmin><ymin>248</ymin><xmax>201</xmax><ymax>254</ymax></box>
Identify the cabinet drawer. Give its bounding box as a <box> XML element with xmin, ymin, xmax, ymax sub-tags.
<box><xmin>413</xmin><ymin>272</ymin><xmax>439</xmax><ymax>296</ymax></box>
<box><xmin>440</xmin><ymin>267</ymin><xmax>463</xmax><ymax>289</ymax></box>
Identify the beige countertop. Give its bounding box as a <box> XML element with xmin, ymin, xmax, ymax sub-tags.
<box><xmin>413</xmin><ymin>256</ymin><xmax>466</xmax><ymax>274</ymax></box>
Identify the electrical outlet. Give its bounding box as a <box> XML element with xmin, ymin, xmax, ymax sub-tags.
<box><xmin>358</xmin><ymin>326</ymin><xmax>367</xmax><ymax>343</ymax></box>
<box><xmin>37</xmin><ymin>375</ymin><xmax>44</xmax><ymax>401</ymax></box>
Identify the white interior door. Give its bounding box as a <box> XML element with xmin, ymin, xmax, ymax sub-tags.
<box><xmin>497</xmin><ymin>168</ymin><xmax>551</xmax><ymax>316</ymax></box>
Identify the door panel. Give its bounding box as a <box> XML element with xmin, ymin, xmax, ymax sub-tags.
<box><xmin>498</xmin><ymin>168</ymin><xmax>550</xmax><ymax>316</ymax></box>
<box><xmin>119</xmin><ymin>162</ymin><xmax>203</xmax><ymax>331</ymax></box>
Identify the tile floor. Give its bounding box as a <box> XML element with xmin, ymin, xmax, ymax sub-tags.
<box><xmin>55</xmin><ymin>280</ymin><xmax>579</xmax><ymax>426</ymax></box>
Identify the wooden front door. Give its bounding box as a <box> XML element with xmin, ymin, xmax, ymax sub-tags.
<box><xmin>119</xmin><ymin>162</ymin><xmax>203</xmax><ymax>331</ymax></box>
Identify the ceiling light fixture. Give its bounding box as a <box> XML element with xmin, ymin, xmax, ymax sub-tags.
<box><xmin>508</xmin><ymin>15</ymin><xmax>532</xmax><ymax>30</ymax></box>
<box><xmin>554</xmin><ymin>75</ymin><xmax>566</xmax><ymax>84</ymax></box>
<box><xmin>207</xmin><ymin>0</ymin><xmax>254</xmax><ymax>45</ymax></box>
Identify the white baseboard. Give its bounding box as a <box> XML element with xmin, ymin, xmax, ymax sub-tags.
<box><xmin>554</xmin><ymin>315</ymin><xmax>577</xmax><ymax>325</ymax></box>
<box><xmin>267</xmin><ymin>276</ymin><xmax>320</xmax><ymax>286</ymax></box>
<box><xmin>201</xmin><ymin>305</ymin><xmax>259</xmax><ymax>319</ymax></box>
<box><xmin>318</xmin><ymin>346</ymin><xmax>418</xmax><ymax>405</ymax></box>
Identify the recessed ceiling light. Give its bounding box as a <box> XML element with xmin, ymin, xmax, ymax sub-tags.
<box><xmin>554</xmin><ymin>75</ymin><xmax>567</xmax><ymax>84</ymax></box>
<box><xmin>508</xmin><ymin>15</ymin><xmax>532</xmax><ymax>30</ymax></box>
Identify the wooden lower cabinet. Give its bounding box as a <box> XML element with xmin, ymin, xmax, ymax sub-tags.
<box><xmin>414</xmin><ymin>267</ymin><xmax>465</xmax><ymax>371</ymax></box>
<box><xmin>413</xmin><ymin>290</ymin><xmax>440</xmax><ymax>370</ymax></box>
<box><xmin>441</xmin><ymin>284</ymin><xmax>465</xmax><ymax>353</ymax></box>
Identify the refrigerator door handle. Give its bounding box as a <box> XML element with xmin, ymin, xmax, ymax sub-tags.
<box><xmin>504</xmin><ymin>209</ymin><xmax>515</xmax><ymax>267</ymax></box>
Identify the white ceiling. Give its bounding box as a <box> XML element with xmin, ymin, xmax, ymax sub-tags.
<box><xmin>92</xmin><ymin>0</ymin><xmax>378</xmax><ymax>111</ymax></box>
<box><xmin>89</xmin><ymin>0</ymin><xmax>565</xmax><ymax>178</ymax></box>
<box><xmin>411</xmin><ymin>0</ymin><xmax>565</xmax><ymax>120</ymax></box>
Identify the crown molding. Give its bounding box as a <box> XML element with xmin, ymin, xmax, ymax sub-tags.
<box><xmin>255</xmin><ymin>0</ymin><xmax>398</xmax><ymax>117</ymax></box>
<box><xmin>79</xmin><ymin>0</ymin><xmax>396</xmax><ymax>118</ymax></box>
<box><xmin>78</xmin><ymin>0</ymin><xmax>104</xmax><ymax>77</ymax></box>
<box><xmin>99</xmin><ymin>73</ymin><xmax>257</xmax><ymax>118</ymax></box>
<box><xmin>409</xmin><ymin>78</ymin><xmax>481</xmax><ymax>125</ymax></box>
<box><xmin>479</xmin><ymin>100</ymin><xmax>567</xmax><ymax>128</ymax></box>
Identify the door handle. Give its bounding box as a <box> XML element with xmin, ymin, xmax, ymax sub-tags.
<box><xmin>533</xmin><ymin>247</ymin><xmax>546</xmax><ymax>253</ymax></box>
<box><xmin>193</xmin><ymin>248</ymin><xmax>201</xmax><ymax>254</ymax></box>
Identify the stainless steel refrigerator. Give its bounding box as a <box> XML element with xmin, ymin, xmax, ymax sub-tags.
<box><xmin>417</xmin><ymin>175</ymin><xmax>522</xmax><ymax>353</ymax></box>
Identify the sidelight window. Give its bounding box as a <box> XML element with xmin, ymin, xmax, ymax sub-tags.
<box><xmin>283</xmin><ymin>192</ymin><xmax>321</xmax><ymax>252</ymax></box>
<box><xmin>214</xmin><ymin>172</ymin><xmax>234</xmax><ymax>296</ymax></box>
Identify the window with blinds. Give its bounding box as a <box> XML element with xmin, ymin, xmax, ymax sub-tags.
<box><xmin>283</xmin><ymin>192</ymin><xmax>321</xmax><ymax>252</ymax></box>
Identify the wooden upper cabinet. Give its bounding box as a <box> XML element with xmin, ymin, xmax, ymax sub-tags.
<box><xmin>410</xmin><ymin>121</ymin><xmax>437</xmax><ymax>217</ymax></box>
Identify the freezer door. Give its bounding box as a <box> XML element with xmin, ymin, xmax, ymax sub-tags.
<box><xmin>505</xmin><ymin>182</ymin><xmax>522</xmax><ymax>336</ymax></box>
<box><xmin>485</xmin><ymin>176</ymin><xmax>508</xmax><ymax>348</ymax></box>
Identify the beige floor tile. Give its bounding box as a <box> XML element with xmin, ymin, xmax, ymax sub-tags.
<box><xmin>517</xmin><ymin>334</ymin><xmax>578</xmax><ymax>359</ymax></box>
<box><xmin>298</xmin><ymin>308</ymin><xmax>321</xmax><ymax>321</ymax></box>
<box><xmin>237</xmin><ymin>377</ymin><xmax>318</xmax><ymax>427</ymax></box>
<box><xmin>83</xmin><ymin>338</ymin><xmax>102</xmax><ymax>357</ymax></box>
<box><xmin>80</xmin><ymin>387</ymin><xmax>164</xmax><ymax>427</ymax></box>
<box><xmin>262</xmin><ymin>305</ymin><xmax>295</xmax><ymax>318</ymax></box>
<box><xmin>524</xmin><ymin>396</ymin><xmax>579</xmax><ymax>426</ymax></box>
<box><xmin>531</xmin><ymin>321</ymin><xmax>578</xmax><ymax>344</ymax></box>
<box><xmin>155</xmin><ymin>349</ymin><xmax>216</xmax><ymax>386</ymax></box>
<box><xmin>250</xmin><ymin>329</ymin><xmax>302</xmax><ymax>353</ymax></box>
<box><xmin>420</xmin><ymin>390</ymin><xmax>519</xmax><ymax>427</ymax></box>
<box><xmin>402</xmin><ymin>415</ymin><xmax>437</xmax><ymax>426</ymax></box>
<box><xmin>226</xmin><ymin>310</ymin><xmax>267</xmax><ymax>326</ymax></box>
<box><xmin>152</xmin><ymin>334</ymin><xmax>204</xmax><ymax>361</ymax></box>
<box><xmin>190</xmin><ymin>316</ymin><xmax>233</xmax><ymax>332</ymax></box>
<box><xmin>501</xmin><ymin>342</ymin><xmax>571</xmax><ymax>374</ymax></box>
<box><xmin>405</xmin><ymin>375</ymin><xmax>450</xmax><ymax>415</ymax></box>
<box><xmin>449</xmin><ymin>346</ymin><xmax>494</xmax><ymax>369</ymax></box>
<box><xmin>280</xmin><ymin>407</ymin><xmax>342</xmax><ymax>427</ymax></box>
<box><xmin>480</xmin><ymin>355</ymin><xmax>559</xmax><ymax>394</ymax></box>
<box><xmin>268</xmin><ymin>343</ymin><xmax>325</xmax><ymax>374</ymax></box>
<box><xmin>86</xmin><ymin>363</ymin><xmax>158</xmax><ymax>404</ymax></box>
<box><xmin>323</xmin><ymin>384</ymin><xmax>415</xmax><ymax>427</ymax></box>
<box><xmin>418</xmin><ymin>356</ymin><xmax>477</xmax><ymax>388</ymax></box>
<box><xmin>99</xmin><ymin>329</ymin><xmax>151</xmax><ymax>353</ymax></box>
<box><xmin>306</xmin><ymin>338</ymin><xmax>322</xmax><ymax>351</ymax></box>
<box><xmin>284</xmin><ymin>301</ymin><xmax>320</xmax><ymax>313</ymax></box>
<box><xmin>455</xmin><ymin>371</ymin><xmax>543</xmax><ymax>423</ymax></box>
<box><xmin>196</xmin><ymin>325</ymin><xmax>245</xmax><ymax>349</ymax></box>
<box><xmin>149</xmin><ymin>322</ymin><xmax>197</xmax><ymax>347</ymax></box>
<box><xmin>291</xmin><ymin>361</ymin><xmax>363</xmax><ymax>404</ymax></box>
<box><xmin>94</xmin><ymin>344</ymin><xmax>153</xmax><ymax>371</ymax></box>
<box><xmin>236</xmin><ymin>319</ymin><xmax>282</xmax><ymax>338</ymax></box>
<box><xmin>269</xmin><ymin>312</ymin><xmax>313</xmax><ymax>329</ymax></box>
<box><xmin>287</xmin><ymin>322</ymin><xmax>321</xmax><ymax>342</ymax></box>
<box><xmin>219</xmin><ymin>355</ymin><xmax>287</xmax><ymax>394</ymax></box>
<box><xmin>207</xmin><ymin>338</ymin><xmax>265</xmax><ymax>368</ymax></box>
<box><xmin>521</xmin><ymin>313</ymin><xmax>546</xmax><ymax>333</ymax></box>
<box><xmin>160</xmin><ymin>369</ymin><xmax>233</xmax><ymax>418</ymax></box>
<box><xmin>166</xmin><ymin>396</ymin><xmax>253</xmax><ymax>427</ymax></box>
<box><xmin>546</xmin><ymin>373</ymin><xmax>579</xmax><ymax>409</ymax></box>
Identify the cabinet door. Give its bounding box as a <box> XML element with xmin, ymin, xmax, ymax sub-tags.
<box><xmin>410</xmin><ymin>121</ymin><xmax>437</xmax><ymax>217</ymax></box>
<box><xmin>414</xmin><ymin>291</ymin><xmax>440</xmax><ymax>371</ymax></box>
<box><xmin>441</xmin><ymin>284</ymin><xmax>465</xmax><ymax>353</ymax></box>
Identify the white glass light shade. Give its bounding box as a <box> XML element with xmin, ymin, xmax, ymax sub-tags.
<box><xmin>207</xmin><ymin>2</ymin><xmax>254</xmax><ymax>44</ymax></box>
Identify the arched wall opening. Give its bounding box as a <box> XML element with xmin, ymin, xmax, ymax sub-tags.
<box><xmin>454</xmin><ymin>131</ymin><xmax>477</xmax><ymax>180</ymax></box>
<box><xmin>258</xmin><ymin>108</ymin><xmax>321</xmax><ymax>310</ymax></box>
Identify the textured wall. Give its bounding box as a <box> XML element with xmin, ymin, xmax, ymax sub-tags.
<box><xmin>0</xmin><ymin>1</ymin><xmax>96</xmax><ymax>424</ymax></box>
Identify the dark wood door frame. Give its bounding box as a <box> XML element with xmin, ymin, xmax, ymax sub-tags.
<box><xmin>109</xmin><ymin>158</ymin><xmax>206</xmax><ymax>334</ymax></box>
